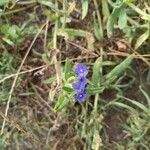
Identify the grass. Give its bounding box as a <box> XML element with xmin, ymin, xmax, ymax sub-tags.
<box><xmin>0</xmin><ymin>0</ymin><xmax>150</xmax><ymax>149</ymax></box>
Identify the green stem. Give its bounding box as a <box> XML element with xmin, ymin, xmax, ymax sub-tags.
<box><xmin>1</xmin><ymin>4</ymin><xmax>35</xmax><ymax>16</ymax></box>
<box><xmin>93</xmin><ymin>0</ymin><xmax>103</xmax><ymax>40</ymax></box>
<box><xmin>62</xmin><ymin>0</ymin><xmax>67</xmax><ymax>29</ymax></box>
<box><xmin>94</xmin><ymin>94</ymin><xmax>99</xmax><ymax>116</ymax></box>
<box><xmin>53</xmin><ymin>0</ymin><xmax>59</xmax><ymax>49</ymax></box>
<box><xmin>17</xmin><ymin>0</ymin><xmax>36</xmax><ymax>5</ymax></box>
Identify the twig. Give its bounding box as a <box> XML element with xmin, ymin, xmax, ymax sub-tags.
<box><xmin>0</xmin><ymin>65</ymin><xmax>47</xmax><ymax>84</ymax></box>
<box><xmin>44</xmin><ymin>19</ymin><xmax>49</xmax><ymax>52</ymax></box>
<box><xmin>2</xmin><ymin>4</ymin><xmax>35</xmax><ymax>16</ymax></box>
<box><xmin>30</xmin><ymin>83</ymin><xmax>54</xmax><ymax>111</ymax></box>
<box><xmin>109</xmin><ymin>49</ymin><xmax>150</xmax><ymax>66</ymax></box>
<box><xmin>1</xmin><ymin>23</ymin><xmax>46</xmax><ymax>135</ymax></box>
<box><xmin>0</xmin><ymin>55</ymin><xmax>99</xmax><ymax>84</ymax></box>
<box><xmin>67</xmin><ymin>40</ymin><xmax>98</xmax><ymax>57</ymax></box>
<box><xmin>53</xmin><ymin>0</ymin><xmax>61</xmax><ymax>86</ymax></box>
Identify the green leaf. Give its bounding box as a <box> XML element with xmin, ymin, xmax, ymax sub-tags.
<box><xmin>37</xmin><ymin>0</ymin><xmax>55</xmax><ymax>9</ymax></box>
<box><xmin>7</xmin><ymin>25</ymin><xmax>19</xmax><ymax>39</ymax></box>
<box><xmin>102</xmin><ymin>0</ymin><xmax>110</xmax><ymax>18</ymax></box>
<box><xmin>118</xmin><ymin>8</ymin><xmax>127</xmax><ymax>29</ymax></box>
<box><xmin>118</xmin><ymin>95</ymin><xmax>149</xmax><ymax>112</ymax></box>
<box><xmin>92</xmin><ymin>57</ymin><xmax>102</xmax><ymax>85</ymax></box>
<box><xmin>126</xmin><ymin>98</ymin><xmax>148</xmax><ymax>112</ymax></box>
<box><xmin>64</xmin><ymin>59</ymin><xmax>72</xmax><ymax>80</ymax></box>
<box><xmin>82</xmin><ymin>0</ymin><xmax>89</xmax><ymax>19</ymax></box>
<box><xmin>43</xmin><ymin>9</ymin><xmax>60</xmax><ymax>22</ymax></box>
<box><xmin>2</xmin><ymin>37</ymin><xmax>14</xmax><ymax>46</ymax></box>
<box><xmin>105</xmin><ymin>54</ymin><xmax>134</xmax><ymax>84</ymax></box>
<box><xmin>108</xmin><ymin>101</ymin><xmax>135</xmax><ymax>112</ymax></box>
<box><xmin>53</xmin><ymin>95</ymin><xmax>69</xmax><ymax>112</ymax></box>
<box><xmin>102</xmin><ymin>61</ymin><xmax>116</xmax><ymax>66</ymax></box>
<box><xmin>0</xmin><ymin>24</ymin><xmax>21</xmax><ymax>41</ymax></box>
<box><xmin>139</xmin><ymin>86</ymin><xmax>150</xmax><ymax>108</ymax></box>
<box><xmin>128</xmin><ymin>3</ymin><xmax>150</xmax><ymax>21</ymax></box>
<box><xmin>62</xmin><ymin>86</ymin><xmax>73</xmax><ymax>93</ymax></box>
<box><xmin>93</xmin><ymin>13</ymin><xmax>103</xmax><ymax>41</ymax></box>
<box><xmin>134</xmin><ymin>31</ymin><xmax>149</xmax><ymax>49</ymax></box>
<box><xmin>125</xmin><ymin>0</ymin><xmax>134</xmax><ymax>4</ymax></box>
<box><xmin>87</xmin><ymin>87</ymin><xmax>104</xmax><ymax>95</ymax></box>
<box><xmin>0</xmin><ymin>24</ymin><xmax>9</xmax><ymax>33</ymax></box>
<box><xmin>107</xmin><ymin>4</ymin><xmax>124</xmax><ymax>36</ymax></box>
<box><xmin>43</xmin><ymin>77</ymin><xmax>55</xmax><ymax>84</ymax></box>
<box><xmin>0</xmin><ymin>0</ymin><xmax>9</xmax><ymax>6</ymax></box>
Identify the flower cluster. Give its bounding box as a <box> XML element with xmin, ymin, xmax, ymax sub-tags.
<box><xmin>72</xmin><ymin>64</ymin><xmax>88</xmax><ymax>102</ymax></box>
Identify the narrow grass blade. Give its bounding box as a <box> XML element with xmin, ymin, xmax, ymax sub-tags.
<box><xmin>139</xmin><ymin>86</ymin><xmax>150</xmax><ymax>108</ymax></box>
<box><xmin>135</xmin><ymin>31</ymin><xmax>149</xmax><ymax>49</ymax></box>
<box><xmin>119</xmin><ymin>95</ymin><xmax>148</xmax><ymax>112</ymax></box>
<box><xmin>128</xmin><ymin>3</ymin><xmax>150</xmax><ymax>21</ymax></box>
<box><xmin>93</xmin><ymin>13</ymin><xmax>102</xmax><ymax>41</ymax></box>
<box><xmin>126</xmin><ymin>99</ymin><xmax>148</xmax><ymax>111</ymax></box>
<box><xmin>92</xmin><ymin>57</ymin><xmax>102</xmax><ymax>85</ymax></box>
<box><xmin>105</xmin><ymin>55</ymin><xmax>134</xmax><ymax>84</ymax></box>
<box><xmin>87</xmin><ymin>87</ymin><xmax>104</xmax><ymax>95</ymax></box>
<box><xmin>108</xmin><ymin>101</ymin><xmax>135</xmax><ymax>112</ymax></box>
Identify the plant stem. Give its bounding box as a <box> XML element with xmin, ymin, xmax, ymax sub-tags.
<box><xmin>93</xmin><ymin>0</ymin><xmax>103</xmax><ymax>40</ymax></box>
<box><xmin>1</xmin><ymin>4</ymin><xmax>35</xmax><ymax>16</ymax></box>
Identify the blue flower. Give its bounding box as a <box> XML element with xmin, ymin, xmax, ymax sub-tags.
<box><xmin>73</xmin><ymin>63</ymin><xmax>88</xmax><ymax>102</ymax></box>
<box><xmin>76</xmin><ymin>90</ymin><xmax>86</xmax><ymax>102</ymax></box>
<box><xmin>78</xmin><ymin>76</ymin><xmax>87</xmax><ymax>83</ymax></box>
<box><xmin>75</xmin><ymin>64</ymin><xmax>88</xmax><ymax>77</ymax></box>
<box><xmin>72</xmin><ymin>76</ymin><xmax>87</xmax><ymax>92</ymax></box>
<box><xmin>72</xmin><ymin>82</ymin><xmax>81</xmax><ymax>91</ymax></box>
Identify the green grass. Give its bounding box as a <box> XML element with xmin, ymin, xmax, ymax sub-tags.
<box><xmin>0</xmin><ymin>0</ymin><xmax>150</xmax><ymax>149</ymax></box>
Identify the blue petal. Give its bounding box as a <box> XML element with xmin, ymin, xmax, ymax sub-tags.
<box><xmin>77</xmin><ymin>76</ymin><xmax>87</xmax><ymax>88</ymax></box>
<box><xmin>76</xmin><ymin>91</ymin><xmax>86</xmax><ymax>102</ymax></box>
<box><xmin>77</xmin><ymin>76</ymin><xmax>87</xmax><ymax>83</ymax></box>
<box><xmin>73</xmin><ymin>77</ymin><xmax>87</xmax><ymax>92</ymax></box>
<box><xmin>75</xmin><ymin>64</ymin><xmax>88</xmax><ymax>77</ymax></box>
<box><xmin>72</xmin><ymin>82</ymin><xmax>81</xmax><ymax>91</ymax></box>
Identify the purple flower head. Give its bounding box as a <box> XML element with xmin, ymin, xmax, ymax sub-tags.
<box><xmin>76</xmin><ymin>90</ymin><xmax>86</xmax><ymax>102</ymax></box>
<box><xmin>75</xmin><ymin>64</ymin><xmax>88</xmax><ymax>77</ymax></box>
<box><xmin>73</xmin><ymin>63</ymin><xmax>88</xmax><ymax>102</ymax></box>
<box><xmin>72</xmin><ymin>76</ymin><xmax>87</xmax><ymax>92</ymax></box>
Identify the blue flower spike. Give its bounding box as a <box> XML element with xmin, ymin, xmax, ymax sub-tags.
<box><xmin>72</xmin><ymin>63</ymin><xmax>88</xmax><ymax>102</ymax></box>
